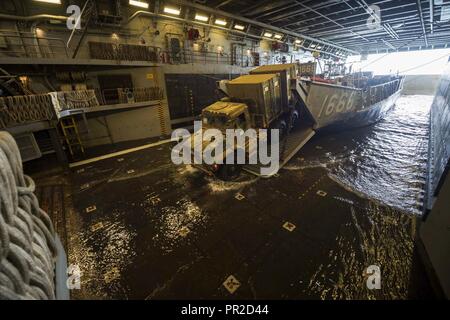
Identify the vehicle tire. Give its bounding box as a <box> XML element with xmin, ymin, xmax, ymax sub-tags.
<box><xmin>289</xmin><ymin>110</ymin><xmax>299</xmax><ymax>131</ymax></box>
<box><xmin>217</xmin><ymin>163</ymin><xmax>242</xmax><ymax>181</ymax></box>
<box><xmin>278</xmin><ymin>119</ymin><xmax>288</xmax><ymax>140</ymax></box>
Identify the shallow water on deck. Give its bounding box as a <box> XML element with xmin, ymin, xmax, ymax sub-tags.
<box><xmin>295</xmin><ymin>95</ymin><xmax>433</xmax><ymax>214</ymax></box>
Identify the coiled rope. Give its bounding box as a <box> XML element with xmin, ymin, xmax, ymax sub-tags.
<box><xmin>0</xmin><ymin>131</ymin><xmax>57</xmax><ymax>300</ymax></box>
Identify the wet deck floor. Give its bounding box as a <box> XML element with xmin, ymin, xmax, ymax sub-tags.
<box><xmin>31</xmin><ymin>95</ymin><xmax>435</xmax><ymax>299</ymax></box>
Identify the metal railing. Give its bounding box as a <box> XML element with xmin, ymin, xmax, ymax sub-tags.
<box><xmin>0</xmin><ymin>30</ymin><xmax>69</xmax><ymax>59</ymax></box>
<box><xmin>366</xmin><ymin>78</ymin><xmax>402</xmax><ymax>105</ymax></box>
<box><xmin>0</xmin><ymin>30</ymin><xmax>258</xmax><ymax>67</ymax></box>
<box><xmin>163</xmin><ymin>49</ymin><xmax>232</xmax><ymax>65</ymax></box>
<box><xmin>88</xmin><ymin>41</ymin><xmax>160</xmax><ymax>62</ymax></box>
<box><xmin>89</xmin><ymin>41</ymin><xmax>233</xmax><ymax>65</ymax></box>
<box><xmin>95</xmin><ymin>87</ymin><xmax>164</xmax><ymax>105</ymax></box>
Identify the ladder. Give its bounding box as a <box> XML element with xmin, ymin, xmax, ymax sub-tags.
<box><xmin>59</xmin><ymin>116</ymin><xmax>85</xmax><ymax>157</ymax></box>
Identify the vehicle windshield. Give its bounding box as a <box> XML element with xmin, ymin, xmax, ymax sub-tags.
<box><xmin>203</xmin><ymin>113</ymin><xmax>230</xmax><ymax>128</ymax></box>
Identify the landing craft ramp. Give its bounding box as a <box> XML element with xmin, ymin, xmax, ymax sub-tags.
<box><xmin>242</xmin><ymin>124</ymin><xmax>315</xmax><ymax>177</ymax></box>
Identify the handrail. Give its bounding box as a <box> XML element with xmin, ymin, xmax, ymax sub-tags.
<box><xmin>0</xmin><ymin>31</ymin><xmax>69</xmax><ymax>58</ymax></box>
<box><xmin>0</xmin><ymin>13</ymin><xmax>68</xmax><ymax>22</ymax></box>
<box><xmin>0</xmin><ymin>30</ymin><xmax>256</xmax><ymax>66</ymax></box>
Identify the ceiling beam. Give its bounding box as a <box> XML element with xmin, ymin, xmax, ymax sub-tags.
<box><xmin>293</xmin><ymin>1</ymin><xmax>371</xmax><ymax>43</ymax></box>
<box><xmin>169</xmin><ymin>0</ymin><xmax>359</xmax><ymax>54</ymax></box>
<box><xmin>215</xmin><ymin>0</ymin><xmax>234</xmax><ymax>9</ymax></box>
<box><xmin>430</xmin><ymin>0</ymin><xmax>434</xmax><ymax>34</ymax></box>
<box><xmin>416</xmin><ymin>0</ymin><xmax>429</xmax><ymax>47</ymax></box>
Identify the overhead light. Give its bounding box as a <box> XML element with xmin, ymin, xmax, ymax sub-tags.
<box><xmin>163</xmin><ymin>6</ymin><xmax>181</xmax><ymax>15</ymax></box>
<box><xmin>310</xmin><ymin>44</ymin><xmax>316</xmax><ymax>48</ymax></box>
<box><xmin>215</xmin><ymin>19</ymin><xmax>227</xmax><ymax>26</ymax></box>
<box><xmin>129</xmin><ymin>0</ymin><xmax>149</xmax><ymax>8</ymax></box>
<box><xmin>264</xmin><ymin>32</ymin><xmax>273</xmax><ymax>38</ymax></box>
<box><xmin>234</xmin><ymin>24</ymin><xmax>245</xmax><ymax>31</ymax></box>
<box><xmin>274</xmin><ymin>34</ymin><xmax>283</xmax><ymax>40</ymax></box>
<box><xmin>34</xmin><ymin>0</ymin><xmax>61</xmax><ymax>4</ymax></box>
<box><xmin>295</xmin><ymin>39</ymin><xmax>302</xmax><ymax>44</ymax></box>
<box><xmin>35</xmin><ymin>28</ymin><xmax>45</xmax><ymax>37</ymax></box>
<box><xmin>195</xmin><ymin>14</ymin><xmax>209</xmax><ymax>22</ymax></box>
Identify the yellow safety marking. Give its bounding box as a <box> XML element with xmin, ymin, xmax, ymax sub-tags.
<box><xmin>223</xmin><ymin>275</ymin><xmax>241</xmax><ymax>294</ymax></box>
<box><xmin>298</xmin><ymin>175</ymin><xmax>325</xmax><ymax>200</ymax></box>
<box><xmin>91</xmin><ymin>222</ymin><xmax>104</xmax><ymax>232</ymax></box>
<box><xmin>178</xmin><ymin>226</ymin><xmax>190</xmax><ymax>237</ymax></box>
<box><xmin>86</xmin><ymin>205</ymin><xmax>96</xmax><ymax>213</ymax></box>
<box><xmin>282</xmin><ymin>221</ymin><xmax>296</xmax><ymax>232</ymax></box>
<box><xmin>316</xmin><ymin>190</ymin><xmax>327</xmax><ymax>197</ymax></box>
<box><xmin>235</xmin><ymin>193</ymin><xmax>245</xmax><ymax>200</ymax></box>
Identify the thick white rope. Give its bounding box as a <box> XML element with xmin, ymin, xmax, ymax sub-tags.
<box><xmin>0</xmin><ymin>131</ymin><xmax>57</xmax><ymax>300</ymax></box>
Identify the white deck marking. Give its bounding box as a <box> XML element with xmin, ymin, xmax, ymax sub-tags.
<box><xmin>69</xmin><ymin>138</ymin><xmax>173</xmax><ymax>168</ymax></box>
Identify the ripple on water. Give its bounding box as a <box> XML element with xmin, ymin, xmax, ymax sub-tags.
<box><xmin>298</xmin><ymin>95</ymin><xmax>432</xmax><ymax>214</ymax></box>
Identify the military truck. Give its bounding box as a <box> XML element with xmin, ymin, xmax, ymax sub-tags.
<box><xmin>193</xmin><ymin>63</ymin><xmax>316</xmax><ymax>180</ymax></box>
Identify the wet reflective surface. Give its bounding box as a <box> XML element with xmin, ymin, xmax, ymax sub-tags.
<box><xmin>288</xmin><ymin>95</ymin><xmax>432</xmax><ymax>214</ymax></box>
<box><xmin>54</xmin><ymin>95</ymin><xmax>435</xmax><ymax>299</ymax></box>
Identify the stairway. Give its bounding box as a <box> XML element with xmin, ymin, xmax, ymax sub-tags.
<box><xmin>67</xmin><ymin>0</ymin><xmax>96</xmax><ymax>59</ymax></box>
<box><xmin>0</xmin><ymin>67</ymin><xmax>33</xmax><ymax>96</ymax></box>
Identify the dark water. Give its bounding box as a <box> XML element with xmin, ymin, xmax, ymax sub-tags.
<box><xmin>66</xmin><ymin>95</ymin><xmax>433</xmax><ymax>299</ymax></box>
<box><xmin>287</xmin><ymin>95</ymin><xmax>433</xmax><ymax>214</ymax></box>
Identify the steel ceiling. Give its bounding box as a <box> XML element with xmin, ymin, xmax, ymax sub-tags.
<box><xmin>198</xmin><ymin>0</ymin><xmax>450</xmax><ymax>54</ymax></box>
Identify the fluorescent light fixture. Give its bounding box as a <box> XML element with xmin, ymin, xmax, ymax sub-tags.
<box><xmin>195</xmin><ymin>14</ymin><xmax>209</xmax><ymax>22</ymax></box>
<box><xmin>163</xmin><ymin>6</ymin><xmax>181</xmax><ymax>15</ymax></box>
<box><xmin>34</xmin><ymin>0</ymin><xmax>61</xmax><ymax>4</ymax></box>
<box><xmin>264</xmin><ymin>32</ymin><xmax>273</xmax><ymax>38</ymax></box>
<box><xmin>310</xmin><ymin>44</ymin><xmax>316</xmax><ymax>48</ymax></box>
<box><xmin>234</xmin><ymin>24</ymin><xmax>245</xmax><ymax>31</ymax></box>
<box><xmin>274</xmin><ymin>34</ymin><xmax>283</xmax><ymax>39</ymax></box>
<box><xmin>295</xmin><ymin>39</ymin><xmax>302</xmax><ymax>44</ymax></box>
<box><xmin>215</xmin><ymin>19</ymin><xmax>227</xmax><ymax>26</ymax></box>
<box><xmin>129</xmin><ymin>0</ymin><xmax>149</xmax><ymax>8</ymax></box>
